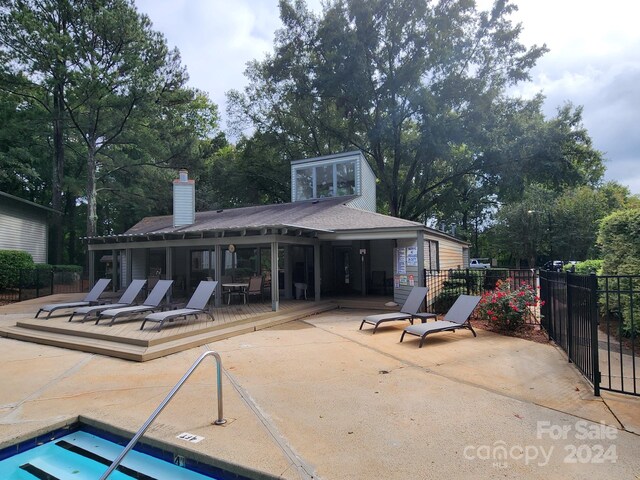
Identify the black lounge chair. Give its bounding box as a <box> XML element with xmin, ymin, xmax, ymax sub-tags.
<box><xmin>400</xmin><ymin>294</ymin><xmax>481</xmax><ymax>348</ymax></box>
<box><xmin>359</xmin><ymin>286</ymin><xmax>432</xmax><ymax>333</ymax></box>
<box><xmin>95</xmin><ymin>280</ymin><xmax>173</xmax><ymax>326</ymax></box>
<box><xmin>140</xmin><ymin>280</ymin><xmax>217</xmax><ymax>331</ymax></box>
<box><xmin>68</xmin><ymin>279</ymin><xmax>147</xmax><ymax>322</ymax></box>
<box><xmin>35</xmin><ymin>279</ymin><xmax>111</xmax><ymax>319</ymax></box>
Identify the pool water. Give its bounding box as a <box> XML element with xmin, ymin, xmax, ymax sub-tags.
<box><xmin>0</xmin><ymin>428</ymin><xmax>229</xmax><ymax>479</ymax></box>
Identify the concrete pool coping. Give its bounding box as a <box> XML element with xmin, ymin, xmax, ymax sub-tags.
<box><xmin>0</xmin><ymin>299</ymin><xmax>639</xmax><ymax>479</ymax></box>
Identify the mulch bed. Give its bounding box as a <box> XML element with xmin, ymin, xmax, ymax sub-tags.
<box><xmin>472</xmin><ymin>317</ymin><xmax>550</xmax><ymax>344</ymax></box>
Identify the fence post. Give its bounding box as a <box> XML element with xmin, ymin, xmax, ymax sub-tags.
<box><xmin>18</xmin><ymin>269</ymin><xmax>23</xmax><ymax>302</ymax></box>
<box><xmin>589</xmin><ymin>273</ymin><xmax>601</xmax><ymax>396</ymax></box>
<box><xmin>50</xmin><ymin>268</ymin><xmax>54</xmax><ymax>296</ymax></box>
<box><xmin>466</xmin><ymin>269</ymin><xmax>471</xmax><ymax>295</ymax></box>
<box><xmin>566</xmin><ymin>272</ymin><xmax>573</xmax><ymax>363</ymax></box>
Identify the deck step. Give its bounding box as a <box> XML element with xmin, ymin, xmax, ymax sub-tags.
<box><xmin>0</xmin><ymin>301</ymin><xmax>338</xmax><ymax>362</ymax></box>
<box><xmin>0</xmin><ymin>325</ymin><xmax>147</xmax><ymax>361</ymax></box>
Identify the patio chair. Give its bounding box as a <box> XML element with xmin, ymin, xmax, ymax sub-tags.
<box><xmin>220</xmin><ymin>274</ymin><xmax>233</xmax><ymax>303</ymax></box>
<box><xmin>35</xmin><ymin>278</ymin><xmax>111</xmax><ymax>319</ymax></box>
<box><xmin>359</xmin><ymin>286</ymin><xmax>432</xmax><ymax>333</ymax></box>
<box><xmin>67</xmin><ymin>279</ymin><xmax>147</xmax><ymax>322</ymax></box>
<box><xmin>246</xmin><ymin>276</ymin><xmax>263</xmax><ymax>303</ymax></box>
<box><xmin>95</xmin><ymin>280</ymin><xmax>173</xmax><ymax>326</ymax></box>
<box><xmin>400</xmin><ymin>294</ymin><xmax>481</xmax><ymax>348</ymax></box>
<box><xmin>140</xmin><ymin>280</ymin><xmax>218</xmax><ymax>331</ymax></box>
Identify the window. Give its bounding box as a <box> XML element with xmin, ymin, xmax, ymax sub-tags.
<box><xmin>425</xmin><ymin>240</ymin><xmax>439</xmax><ymax>271</ymax></box>
<box><xmin>293</xmin><ymin>160</ymin><xmax>357</xmax><ymax>201</ymax></box>
<box><xmin>316</xmin><ymin>164</ymin><xmax>333</xmax><ymax>198</ymax></box>
<box><xmin>295</xmin><ymin>167</ymin><xmax>314</xmax><ymax>200</ymax></box>
<box><xmin>336</xmin><ymin>162</ymin><xmax>355</xmax><ymax>196</ymax></box>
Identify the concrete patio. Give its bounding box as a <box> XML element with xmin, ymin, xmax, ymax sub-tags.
<box><xmin>0</xmin><ymin>300</ymin><xmax>638</xmax><ymax>479</ymax></box>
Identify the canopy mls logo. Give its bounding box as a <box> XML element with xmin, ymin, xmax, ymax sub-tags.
<box><xmin>464</xmin><ymin>420</ymin><xmax>618</xmax><ymax>469</ymax></box>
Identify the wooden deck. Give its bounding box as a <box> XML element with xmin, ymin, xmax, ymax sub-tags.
<box><xmin>0</xmin><ymin>300</ymin><xmax>340</xmax><ymax>362</ymax></box>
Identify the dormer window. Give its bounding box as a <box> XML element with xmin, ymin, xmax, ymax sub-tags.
<box><xmin>294</xmin><ymin>161</ymin><xmax>356</xmax><ymax>200</ymax></box>
<box><xmin>291</xmin><ymin>151</ymin><xmax>376</xmax><ymax>211</ymax></box>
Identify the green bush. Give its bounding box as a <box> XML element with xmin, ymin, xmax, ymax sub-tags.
<box><xmin>51</xmin><ymin>264</ymin><xmax>83</xmax><ymax>284</ymax></box>
<box><xmin>598</xmin><ymin>209</ymin><xmax>640</xmax><ymax>335</ymax></box>
<box><xmin>0</xmin><ymin>250</ymin><xmax>35</xmax><ymax>288</ymax></box>
<box><xmin>53</xmin><ymin>264</ymin><xmax>83</xmax><ymax>273</ymax></box>
<box><xmin>574</xmin><ymin>260</ymin><xmax>603</xmax><ymax>275</ymax></box>
<box><xmin>448</xmin><ymin>269</ymin><xmax>483</xmax><ymax>294</ymax></box>
<box><xmin>483</xmin><ymin>269</ymin><xmax>509</xmax><ymax>290</ymax></box>
<box><xmin>432</xmin><ymin>290</ymin><xmax>459</xmax><ymax>314</ymax></box>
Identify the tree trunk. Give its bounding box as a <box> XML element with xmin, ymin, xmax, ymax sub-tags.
<box><xmin>86</xmin><ymin>138</ymin><xmax>98</xmax><ymax>238</ymax></box>
<box><xmin>50</xmin><ymin>81</ymin><xmax>65</xmax><ymax>264</ymax></box>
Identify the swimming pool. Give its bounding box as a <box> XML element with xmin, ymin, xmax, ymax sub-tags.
<box><xmin>0</xmin><ymin>423</ymin><xmax>254</xmax><ymax>479</ymax></box>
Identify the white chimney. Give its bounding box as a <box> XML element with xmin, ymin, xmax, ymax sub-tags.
<box><xmin>173</xmin><ymin>169</ymin><xmax>195</xmax><ymax>227</ymax></box>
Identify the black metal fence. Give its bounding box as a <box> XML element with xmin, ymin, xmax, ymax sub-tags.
<box><xmin>597</xmin><ymin>275</ymin><xmax>639</xmax><ymax>396</ymax></box>
<box><xmin>0</xmin><ymin>267</ymin><xmax>85</xmax><ymax>304</ymax></box>
<box><xmin>540</xmin><ymin>271</ymin><xmax>639</xmax><ymax>397</ymax></box>
<box><xmin>423</xmin><ymin>268</ymin><xmax>537</xmax><ymax>316</ymax></box>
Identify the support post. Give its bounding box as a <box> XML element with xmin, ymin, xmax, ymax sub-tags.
<box><xmin>88</xmin><ymin>250</ymin><xmax>95</xmax><ymax>288</ymax></box>
<box><xmin>111</xmin><ymin>249</ymin><xmax>118</xmax><ymax>292</ymax></box>
<box><xmin>165</xmin><ymin>247</ymin><xmax>173</xmax><ymax>302</ymax></box>
<box><xmin>314</xmin><ymin>242</ymin><xmax>321</xmax><ymax>301</ymax></box>
<box><xmin>271</xmin><ymin>241</ymin><xmax>279</xmax><ymax>311</ymax></box>
<box><xmin>589</xmin><ymin>273</ymin><xmax>601</xmax><ymax>396</ymax></box>
<box><xmin>214</xmin><ymin>245</ymin><xmax>223</xmax><ymax>307</ymax></box>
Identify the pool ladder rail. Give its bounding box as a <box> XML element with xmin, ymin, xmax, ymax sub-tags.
<box><xmin>100</xmin><ymin>350</ymin><xmax>226</xmax><ymax>480</ymax></box>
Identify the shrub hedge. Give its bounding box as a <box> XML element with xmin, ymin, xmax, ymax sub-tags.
<box><xmin>0</xmin><ymin>250</ymin><xmax>34</xmax><ymax>288</ymax></box>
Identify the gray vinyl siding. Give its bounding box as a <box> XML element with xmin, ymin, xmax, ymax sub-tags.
<box><xmin>346</xmin><ymin>154</ymin><xmax>376</xmax><ymax>212</ymax></box>
<box><xmin>0</xmin><ymin>201</ymin><xmax>48</xmax><ymax>263</ymax></box>
<box><xmin>119</xmin><ymin>252</ymin><xmax>127</xmax><ymax>287</ymax></box>
<box><xmin>173</xmin><ymin>182</ymin><xmax>195</xmax><ymax>227</ymax></box>
<box><xmin>131</xmin><ymin>249</ymin><xmax>147</xmax><ymax>280</ymax></box>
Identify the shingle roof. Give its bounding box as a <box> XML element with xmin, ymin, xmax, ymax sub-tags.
<box><xmin>123</xmin><ymin>196</ymin><xmax>422</xmax><ymax>236</ymax></box>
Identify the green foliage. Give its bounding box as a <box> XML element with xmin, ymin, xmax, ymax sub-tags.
<box><xmin>229</xmin><ymin>0</ymin><xmax>553</xmax><ymax>220</ymax></box>
<box><xmin>0</xmin><ymin>250</ymin><xmax>34</xmax><ymax>288</ymax></box>
<box><xmin>52</xmin><ymin>265</ymin><xmax>83</xmax><ymax>273</ymax></box>
<box><xmin>574</xmin><ymin>260</ymin><xmax>603</xmax><ymax>275</ymax></box>
<box><xmin>599</xmin><ymin>209</ymin><xmax>640</xmax><ymax>275</ymax></box>
<box><xmin>432</xmin><ymin>270</ymin><xmax>481</xmax><ymax>313</ymax></box>
<box><xmin>0</xmin><ymin>0</ymin><xmax>220</xmax><ymax>256</ymax></box>
<box><xmin>432</xmin><ymin>291</ymin><xmax>459</xmax><ymax>315</ymax></box>
<box><xmin>489</xmin><ymin>182</ymin><xmax>630</xmax><ymax>267</ymax></box>
<box><xmin>598</xmin><ymin>208</ymin><xmax>640</xmax><ymax>335</ymax></box>
<box><xmin>476</xmin><ymin>278</ymin><xmax>541</xmax><ymax>332</ymax></box>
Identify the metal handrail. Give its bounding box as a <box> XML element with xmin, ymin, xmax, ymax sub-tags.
<box><xmin>100</xmin><ymin>350</ymin><xmax>226</xmax><ymax>479</ymax></box>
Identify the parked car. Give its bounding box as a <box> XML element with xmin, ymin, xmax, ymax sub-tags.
<box><xmin>469</xmin><ymin>258</ymin><xmax>490</xmax><ymax>269</ymax></box>
<box><xmin>543</xmin><ymin>260</ymin><xmax>564</xmax><ymax>271</ymax></box>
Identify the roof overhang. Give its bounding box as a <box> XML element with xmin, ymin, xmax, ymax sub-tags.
<box><xmin>84</xmin><ymin>223</ymin><xmax>332</xmax><ymax>247</ymax></box>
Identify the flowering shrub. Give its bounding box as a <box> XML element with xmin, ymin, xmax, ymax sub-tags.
<box><xmin>477</xmin><ymin>279</ymin><xmax>543</xmax><ymax>332</ymax></box>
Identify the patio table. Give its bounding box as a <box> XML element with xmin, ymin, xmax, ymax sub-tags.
<box><xmin>223</xmin><ymin>283</ymin><xmax>249</xmax><ymax>305</ymax></box>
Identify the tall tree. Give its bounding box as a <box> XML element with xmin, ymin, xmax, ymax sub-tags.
<box><xmin>0</xmin><ymin>0</ymin><xmax>75</xmax><ymax>261</ymax></box>
<box><xmin>228</xmin><ymin>0</ymin><xmax>548</xmax><ymax>219</ymax></box>
<box><xmin>1</xmin><ymin>0</ymin><xmax>216</xmax><ymax>248</ymax></box>
<box><xmin>60</xmin><ymin>0</ymin><xmax>190</xmax><ymax>237</ymax></box>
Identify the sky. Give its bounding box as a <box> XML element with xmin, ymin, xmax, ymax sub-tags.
<box><xmin>135</xmin><ymin>0</ymin><xmax>640</xmax><ymax>195</ymax></box>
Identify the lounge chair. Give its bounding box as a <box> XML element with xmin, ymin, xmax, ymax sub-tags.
<box><xmin>35</xmin><ymin>279</ymin><xmax>111</xmax><ymax>319</ymax></box>
<box><xmin>140</xmin><ymin>281</ymin><xmax>217</xmax><ymax>331</ymax></box>
<box><xmin>95</xmin><ymin>280</ymin><xmax>173</xmax><ymax>326</ymax></box>
<box><xmin>68</xmin><ymin>279</ymin><xmax>147</xmax><ymax>322</ymax></box>
<box><xmin>359</xmin><ymin>286</ymin><xmax>432</xmax><ymax>333</ymax></box>
<box><xmin>400</xmin><ymin>294</ymin><xmax>481</xmax><ymax>347</ymax></box>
